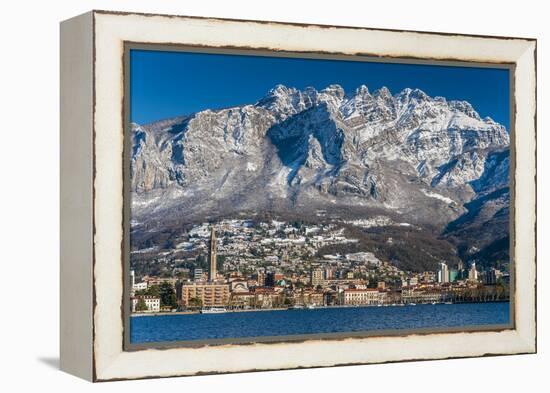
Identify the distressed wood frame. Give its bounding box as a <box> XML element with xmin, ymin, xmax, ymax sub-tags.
<box><xmin>60</xmin><ymin>10</ymin><xmax>537</xmax><ymax>382</ymax></box>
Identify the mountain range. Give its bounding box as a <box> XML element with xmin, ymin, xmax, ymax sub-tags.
<box><xmin>130</xmin><ymin>84</ymin><xmax>510</xmax><ymax>269</ymax></box>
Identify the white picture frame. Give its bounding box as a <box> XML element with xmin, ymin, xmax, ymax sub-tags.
<box><xmin>60</xmin><ymin>10</ymin><xmax>536</xmax><ymax>381</ymax></box>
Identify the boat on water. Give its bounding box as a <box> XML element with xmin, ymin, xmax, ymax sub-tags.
<box><xmin>307</xmin><ymin>304</ymin><xmax>316</xmax><ymax>310</ymax></box>
<box><xmin>288</xmin><ymin>304</ymin><xmax>305</xmax><ymax>310</ymax></box>
<box><xmin>200</xmin><ymin>307</ymin><xmax>227</xmax><ymax>314</ymax></box>
<box><xmin>444</xmin><ymin>302</ymin><xmax>453</xmax><ymax>305</ymax></box>
<box><xmin>408</xmin><ymin>303</ymin><xmax>417</xmax><ymax>306</ymax></box>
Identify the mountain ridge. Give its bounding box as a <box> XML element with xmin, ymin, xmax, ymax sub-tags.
<box><xmin>130</xmin><ymin>83</ymin><xmax>510</xmax><ymax>268</ymax></box>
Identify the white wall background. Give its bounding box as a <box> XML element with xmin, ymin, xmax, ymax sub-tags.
<box><xmin>0</xmin><ymin>0</ymin><xmax>546</xmax><ymax>391</ymax></box>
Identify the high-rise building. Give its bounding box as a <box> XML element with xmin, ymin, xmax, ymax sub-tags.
<box><xmin>310</xmin><ymin>268</ymin><xmax>324</xmax><ymax>287</ymax></box>
<box><xmin>457</xmin><ymin>260</ymin><xmax>466</xmax><ymax>279</ymax></box>
<box><xmin>457</xmin><ymin>260</ymin><xmax>464</xmax><ymax>272</ymax></box>
<box><xmin>485</xmin><ymin>268</ymin><xmax>501</xmax><ymax>285</ymax></box>
<box><xmin>324</xmin><ymin>267</ymin><xmax>334</xmax><ymax>280</ymax></box>
<box><xmin>449</xmin><ymin>269</ymin><xmax>459</xmax><ymax>282</ymax></box>
<box><xmin>255</xmin><ymin>270</ymin><xmax>266</xmax><ymax>286</ymax></box>
<box><xmin>468</xmin><ymin>262</ymin><xmax>478</xmax><ymax>282</ymax></box>
<box><xmin>265</xmin><ymin>272</ymin><xmax>275</xmax><ymax>287</ymax></box>
<box><xmin>208</xmin><ymin>226</ymin><xmax>217</xmax><ymax>281</ymax></box>
<box><xmin>438</xmin><ymin>262</ymin><xmax>449</xmax><ymax>283</ymax></box>
<box><xmin>193</xmin><ymin>267</ymin><xmax>204</xmax><ymax>282</ymax></box>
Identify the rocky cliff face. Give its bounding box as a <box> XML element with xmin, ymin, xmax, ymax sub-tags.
<box><xmin>130</xmin><ymin>84</ymin><xmax>508</xmax><ymax>234</ymax></box>
<box><xmin>138</xmin><ymin>88</ymin><xmax>510</xmax><ymax>268</ymax></box>
<box><xmin>131</xmin><ymin>84</ymin><xmax>511</xmax><ymax>268</ymax></box>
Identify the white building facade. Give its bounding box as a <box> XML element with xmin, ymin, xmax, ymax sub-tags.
<box><xmin>131</xmin><ymin>296</ymin><xmax>161</xmax><ymax>313</ymax></box>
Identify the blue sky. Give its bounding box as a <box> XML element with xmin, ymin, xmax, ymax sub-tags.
<box><xmin>130</xmin><ymin>49</ymin><xmax>510</xmax><ymax>129</ymax></box>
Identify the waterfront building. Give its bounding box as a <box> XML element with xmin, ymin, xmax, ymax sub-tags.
<box><xmin>208</xmin><ymin>226</ymin><xmax>217</xmax><ymax>281</ymax></box>
<box><xmin>385</xmin><ymin>290</ymin><xmax>403</xmax><ymax>304</ymax></box>
<box><xmin>301</xmin><ymin>289</ymin><xmax>324</xmax><ymax>306</ymax></box>
<box><xmin>229</xmin><ymin>291</ymin><xmax>255</xmax><ymax>308</ymax></box>
<box><xmin>401</xmin><ymin>285</ymin><xmax>414</xmax><ymax>298</ymax></box>
<box><xmin>340</xmin><ymin>288</ymin><xmax>381</xmax><ymax>305</ymax></box>
<box><xmin>176</xmin><ymin>282</ymin><xmax>230</xmax><ymax>308</ymax></box>
<box><xmin>402</xmin><ymin>288</ymin><xmax>442</xmax><ymax>304</ymax></box>
<box><xmin>377</xmin><ymin>281</ymin><xmax>386</xmax><ymax>290</ymax></box>
<box><xmin>291</xmin><ymin>289</ymin><xmax>322</xmax><ymax>306</ymax></box>
<box><xmin>131</xmin><ymin>295</ymin><xmax>160</xmax><ymax>313</ymax></box>
<box><xmin>323</xmin><ymin>290</ymin><xmax>339</xmax><ymax>306</ymax></box>
<box><xmin>378</xmin><ymin>290</ymin><xmax>388</xmax><ymax>304</ymax></box>
<box><xmin>253</xmin><ymin>287</ymin><xmax>282</xmax><ymax>308</ymax></box>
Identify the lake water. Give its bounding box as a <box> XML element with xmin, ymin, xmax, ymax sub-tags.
<box><xmin>130</xmin><ymin>302</ymin><xmax>510</xmax><ymax>344</ymax></box>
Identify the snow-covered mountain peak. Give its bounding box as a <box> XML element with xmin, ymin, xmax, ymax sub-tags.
<box><xmin>130</xmin><ymin>82</ymin><xmax>511</xmax><ymax>271</ymax></box>
<box><xmin>255</xmin><ymin>84</ymin><xmax>308</xmax><ymax>121</ymax></box>
<box><xmin>395</xmin><ymin>87</ymin><xmax>431</xmax><ymax>105</ymax></box>
<box><xmin>130</xmin><ymin>82</ymin><xmax>510</xmax><ymax>229</ymax></box>
<box><xmin>268</xmin><ymin>83</ymin><xmax>298</xmax><ymax>96</ymax></box>
<box><xmin>321</xmin><ymin>84</ymin><xmax>345</xmax><ymax>98</ymax></box>
<box><xmin>355</xmin><ymin>84</ymin><xmax>371</xmax><ymax>97</ymax></box>
<box><xmin>374</xmin><ymin>86</ymin><xmax>392</xmax><ymax>99</ymax></box>
<box><xmin>448</xmin><ymin>100</ymin><xmax>481</xmax><ymax>120</ymax></box>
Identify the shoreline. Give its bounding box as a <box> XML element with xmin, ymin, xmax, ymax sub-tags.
<box><xmin>131</xmin><ymin>300</ymin><xmax>510</xmax><ymax>317</ymax></box>
<box><xmin>131</xmin><ymin>307</ymin><xmax>291</xmax><ymax>317</ymax></box>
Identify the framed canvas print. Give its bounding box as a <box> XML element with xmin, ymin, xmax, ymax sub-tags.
<box><xmin>60</xmin><ymin>10</ymin><xmax>537</xmax><ymax>381</ymax></box>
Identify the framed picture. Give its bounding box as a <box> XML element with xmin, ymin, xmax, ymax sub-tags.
<box><xmin>60</xmin><ymin>10</ymin><xmax>537</xmax><ymax>381</ymax></box>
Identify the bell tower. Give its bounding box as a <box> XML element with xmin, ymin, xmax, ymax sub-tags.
<box><xmin>208</xmin><ymin>226</ymin><xmax>217</xmax><ymax>281</ymax></box>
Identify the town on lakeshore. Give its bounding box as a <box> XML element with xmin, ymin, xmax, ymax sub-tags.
<box><xmin>130</xmin><ymin>219</ymin><xmax>510</xmax><ymax>314</ymax></box>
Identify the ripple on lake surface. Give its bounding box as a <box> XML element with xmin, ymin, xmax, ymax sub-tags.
<box><xmin>130</xmin><ymin>302</ymin><xmax>510</xmax><ymax>344</ymax></box>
